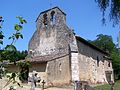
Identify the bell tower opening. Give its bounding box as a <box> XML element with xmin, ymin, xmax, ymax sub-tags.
<box><xmin>50</xmin><ymin>11</ymin><xmax>55</xmax><ymax>24</ymax></box>
<box><xmin>43</xmin><ymin>13</ymin><xmax>48</xmax><ymax>26</ymax></box>
<box><xmin>36</xmin><ymin>7</ymin><xmax>66</xmax><ymax>29</ymax></box>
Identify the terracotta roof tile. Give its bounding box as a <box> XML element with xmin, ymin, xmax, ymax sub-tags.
<box><xmin>29</xmin><ymin>52</ymin><xmax>69</xmax><ymax>63</ymax></box>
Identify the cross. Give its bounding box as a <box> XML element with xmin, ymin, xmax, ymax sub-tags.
<box><xmin>41</xmin><ymin>80</ymin><xmax>45</xmax><ymax>90</ymax></box>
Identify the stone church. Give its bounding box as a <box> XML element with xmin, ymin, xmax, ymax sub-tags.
<box><xmin>28</xmin><ymin>7</ymin><xmax>114</xmax><ymax>87</ymax></box>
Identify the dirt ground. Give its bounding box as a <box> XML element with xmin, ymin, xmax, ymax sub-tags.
<box><xmin>16</xmin><ymin>86</ymin><xmax>72</xmax><ymax>90</ymax></box>
<box><xmin>0</xmin><ymin>85</ymin><xmax>72</xmax><ymax>90</ymax></box>
<box><xmin>0</xmin><ymin>78</ymin><xmax>73</xmax><ymax>90</ymax></box>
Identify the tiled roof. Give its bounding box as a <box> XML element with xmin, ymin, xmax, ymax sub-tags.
<box><xmin>76</xmin><ymin>36</ymin><xmax>109</xmax><ymax>55</ymax></box>
<box><xmin>28</xmin><ymin>52</ymin><xmax>69</xmax><ymax>63</ymax></box>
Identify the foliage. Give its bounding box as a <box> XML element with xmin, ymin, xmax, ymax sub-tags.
<box><xmin>89</xmin><ymin>34</ymin><xmax>115</xmax><ymax>53</ymax></box>
<box><xmin>8</xmin><ymin>16</ymin><xmax>27</xmax><ymax>45</ymax></box>
<box><xmin>17</xmin><ymin>61</ymin><xmax>30</xmax><ymax>83</ymax></box>
<box><xmin>95</xmin><ymin>0</ymin><xmax>120</xmax><ymax>26</ymax></box>
<box><xmin>0</xmin><ymin>16</ymin><xmax>27</xmax><ymax>64</ymax></box>
<box><xmin>2</xmin><ymin>73</ymin><xmax>21</xmax><ymax>89</ymax></box>
<box><xmin>89</xmin><ymin>34</ymin><xmax>120</xmax><ymax>79</ymax></box>
<box><xmin>111</xmin><ymin>49</ymin><xmax>120</xmax><ymax>79</ymax></box>
<box><xmin>0</xmin><ymin>16</ymin><xmax>27</xmax><ymax>89</ymax></box>
<box><xmin>0</xmin><ymin>50</ymin><xmax>28</xmax><ymax>63</ymax></box>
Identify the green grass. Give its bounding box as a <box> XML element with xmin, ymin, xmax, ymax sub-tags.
<box><xmin>95</xmin><ymin>81</ymin><xmax>120</xmax><ymax>90</ymax></box>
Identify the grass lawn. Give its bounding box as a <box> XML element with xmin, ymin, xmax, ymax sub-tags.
<box><xmin>95</xmin><ymin>81</ymin><xmax>120</xmax><ymax>90</ymax></box>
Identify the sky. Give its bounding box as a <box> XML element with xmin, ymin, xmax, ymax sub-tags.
<box><xmin>0</xmin><ymin>0</ymin><xmax>119</xmax><ymax>51</ymax></box>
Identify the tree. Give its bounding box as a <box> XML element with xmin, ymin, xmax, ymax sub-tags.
<box><xmin>95</xmin><ymin>0</ymin><xmax>120</xmax><ymax>26</ymax></box>
<box><xmin>0</xmin><ymin>16</ymin><xmax>28</xmax><ymax>89</ymax></box>
<box><xmin>111</xmin><ymin>49</ymin><xmax>120</xmax><ymax>80</ymax></box>
<box><xmin>0</xmin><ymin>16</ymin><xmax>27</xmax><ymax>63</ymax></box>
<box><xmin>89</xmin><ymin>34</ymin><xmax>115</xmax><ymax>53</ymax></box>
<box><xmin>17</xmin><ymin>61</ymin><xmax>30</xmax><ymax>83</ymax></box>
<box><xmin>89</xmin><ymin>34</ymin><xmax>120</xmax><ymax>80</ymax></box>
<box><xmin>0</xmin><ymin>50</ymin><xmax>28</xmax><ymax>64</ymax></box>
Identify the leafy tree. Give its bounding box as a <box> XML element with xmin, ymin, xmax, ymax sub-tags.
<box><xmin>95</xmin><ymin>0</ymin><xmax>120</xmax><ymax>26</ymax></box>
<box><xmin>0</xmin><ymin>16</ymin><xmax>27</xmax><ymax>62</ymax></box>
<box><xmin>0</xmin><ymin>16</ymin><xmax>29</xmax><ymax>89</ymax></box>
<box><xmin>111</xmin><ymin>48</ymin><xmax>120</xmax><ymax>80</ymax></box>
<box><xmin>89</xmin><ymin>34</ymin><xmax>115</xmax><ymax>53</ymax></box>
<box><xmin>89</xmin><ymin>34</ymin><xmax>120</xmax><ymax>80</ymax></box>
<box><xmin>17</xmin><ymin>61</ymin><xmax>30</xmax><ymax>83</ymax></box>
<box><xmin>0</xmin><ymin>50</ymin><xmax>28</xmax><ymax>64</ymax></box>
<box><xmin>18</xmin><ymin>50</ymin><xmax>28</xmax><ymax>60</ymax></box>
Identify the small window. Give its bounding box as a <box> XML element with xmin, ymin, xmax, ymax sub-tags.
<box><xmin>43</xmin><ymin>14</ymin><xmax>48</xmax><ymax>26</ymax></box>
<box><xmin>108</xmin><ymin>61</ymin><xmax>111</xmax><ymax>67</ymax></box>
<box><xmin>59</xmin><ymin>63</ymin><xmax>62</xmax><ymax>72</ymax></box>
<box><xmin>97</xmin><ymin>56</ymin><xmax>99</xmax><ymax>67</ymax></box>
<box><xmin>50</xmin><ymin>11</ymin><xmax>55</xmax><ymax>24</ymax></box>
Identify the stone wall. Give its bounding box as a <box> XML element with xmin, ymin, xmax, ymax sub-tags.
<box><xmin>71</xmin><ymin>52</ymin><xmax>80</xmax><ymax>82</ymax></box>
<box><xmin>76</xmin><ymin>40</ymin><xmax>113</xmax><ymax>84</ymax></box>
<box><xmin>46</xmin><ymin>55</ymin><xmax>71</xmax><ymax>87</ymax></box>
<box><xmin>29</xmin><ymin>62</ymin><xmax>47</xmax><ymax>84</ymax></box>
<box><xmin>104</xmin><ymin>60</ymin><xmax>114</xmax><ymax>82</ymax></box>
<box><xmin>28</xmin><ymin>27</ymin><xmax>57</xmax><ymax>56</ymax></box>
<box><xmin>7</xmin><ymin>64</ymin><xmax>19</xmax><ymax>73</ymax></box>
<box><xmin>29</xmin><ymin>62</ymin><xmax>47</xmax><ymax>72</ymax></box>
<box><xmin>28</xmin><ymin>7</ymin><xmax>74</xmax><ymax>58</ymax></box>
<box><xmin>78</xmin><ymin>54</ymin><xmax>106</xmax><ymax>84</ymax></box>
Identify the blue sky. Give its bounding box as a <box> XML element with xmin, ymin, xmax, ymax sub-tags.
<box><xmin>0</xmin><ymin>0</ymin><xmax>119</xmax><ymax>51</ymax></box>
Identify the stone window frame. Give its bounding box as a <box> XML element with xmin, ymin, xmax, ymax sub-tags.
<box><xmin>59</xmin><ymin>63</ymin><xmax>62</xmax><ymax>72</ymax></box>
<box><xmin>97</xmin><ymin>56</ymin><xmax>99</xmax><ymax>67</ymax></box>
<box><xmin>43</xmin><ymin>13</ymin><xmax>48</xmax><ymax>26</ymax></box>
<box><xmin>50</xmin><ymin>11</ymin><xmax>55</xmax><ymax>24</ymax></box>
<box><xmin>108</xmin><ymin>61</ymin><xmax>111</xmax><ymax>67</ymax></box>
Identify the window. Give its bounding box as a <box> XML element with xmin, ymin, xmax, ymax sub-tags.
<box><xmin>108</xmin><ymin>61</ymin><xmax>111</xmax><ymax>67</ymax></box>
<box><xmin>50</xmin><ymin>11</ymin><xmax>55</xmax><ymax>24</ymax></box>
<box><xmin>97</xmin><ymin>56</ymin><xmax>99</xmax><ymax>67</ymax></box>
<box><xmin>43</xmin><ymin>14</ymin><xmax>48</xmax><ymax>26</ymax></box>
<box><xmin>59</xmin><ymin>63</ymin><xmax>62</xmax><ymax>72</ymax></box>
